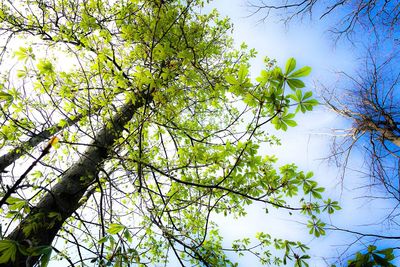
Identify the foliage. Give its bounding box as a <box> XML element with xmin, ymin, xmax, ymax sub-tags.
<box><xmin>332</xmin><ymin>246</ymin><xmax>396</xmax><ymax>267</ymax></box>
<box><xmin>0</xmin><ymin>0</ymin><xmax>337</xmax><ymax>266</ymax></box>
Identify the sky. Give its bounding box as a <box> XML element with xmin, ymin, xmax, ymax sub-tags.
<box><xmin>203</xmin><ymin>0</ymin><xmax>400</xmax><ymax>266</ymax></box>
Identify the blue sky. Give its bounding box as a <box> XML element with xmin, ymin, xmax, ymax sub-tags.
<box><xmin>204</xmin><ymin>0</ymin><xmax>400</xmax><ymax>266</ymax></box>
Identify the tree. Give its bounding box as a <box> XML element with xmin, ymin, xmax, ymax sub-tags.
<box><xmin>249</xmin><ymin>0</ymin><xmax>400</xmax><ymax>41</ymax></box>
<box><xmin>322</xmin><ymin>52</ymin><xmax>400</xmax><ymax>266</ymax></box>
<box><xmin>0</xmin><ymin>0</ymin><xmax>335</xmax><ymax>266</ymax></box>
<box><xmin>249</xmin><ymin>0</ymin><xmax>400</xmax><ymax>265</ymax></box>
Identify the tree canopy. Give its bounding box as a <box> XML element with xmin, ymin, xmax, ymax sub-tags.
<box><xmin>0</xmin><ymin>0</ymin><xmax>337</xmax><ymax>266</ymax></box>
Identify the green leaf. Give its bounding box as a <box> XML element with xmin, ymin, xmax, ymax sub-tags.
<box><xmin>225</xmin><ymin>75</ymin><xmax>237</xmax><ymax>85</ymax></box>
<box><xmin>0</xmin><ymin>240</ymin><xmax>17</xmax><ymax>263</ymax></box>
<box><xmin>40</xmin><ymin>250</ymin><xmax>52</xmax><ymax>267</ymax></box>
<box><xmin>256</xmin><ymin>70</ymin><xmax>270</xmax><ymax>86</ymax></box>
<box><xmin>6</xmin><ymin>197</ymin><xmax>27</xmax><ymax>211</ymax></box>
<box><xmin>303</xmin><ymin>91</ymin><xmax>313</xmax><ymax>99</ymax></box>
<box><xmin>17</xmin><ymin>69</ymin><xmax>26</xmax><ymax>78</ymax></box>
<box><xmin>98</xmin><ymin>236</ymin><xmax>109</xmax><ymax>244</ymax></box>
<box><xmin>14</xmin><ymin>47</ymin><xmax>35</xmax><ymax>61</ymax></box>
<box><xmin>295</xmin><ymin>89</ymin><xmax>302</xmax><ymax>100</ymax></box>
<box><xmin>285</xmin><ymin>120</ymin><xmax>297</xmax><ymax>127</ymax></box>
<box><xmin>272</xmin><ymin>67</ymin><xmax>283</xmax><ymax>80</ymax></box>
<box><xmin>303</xmin><ymin>99</ymin><xmax>319</xmax><ymax>106</ymax></box>
<box><xmin>37</xmin><ymin>60</ymin><xmax>54</xmax><ymax>74</ymax></box>
<box><xmin>286</xmin><ymin>79</ymin><xmax>305</xmax><ymax>90</ymax></box>
<box><xmin>238</xmin><ymin>64</ymin><xmax>249</xmax><ymax>83</ymax></box>
<box><xmin>372</xmin><ymin>254</ymin><xmax>389</xmax><ymax>266</ymax></box>
<box><xmin>285</xmin><ymin>58</ymin><xmax>296</xmax><ymax>74</ymax></box>
<box><xmin>377</xmin><ymin>248</ymin><xmax>394</xmax><ymax>260</ymax></box>
<box><xmin>289</xmin><ymin>66</ymin><xmax>311</xmax><ymax>78</ymax></box>
<box><xmin>367</xmin><ymin>245</ymin><xmax>376</xmax><ymax>253</ymax></box>
<box><xmin>107</xmin><ymin>223</ymin><xmax>125</xmax><ymax>235</ymax></box>
<box><xmin>123</xmin><ymin>229</ymin><xmax>132</xmax><ymax>243</ymax></box>
<box><xmin>0</xmin><ymin>92</ymin><xmax>13</xmax><ymax>103</ymax></box>
<box><xmin>5</xmin><ymin>197</ymin><xmax>21</xmax><ymax>205</ymax></box>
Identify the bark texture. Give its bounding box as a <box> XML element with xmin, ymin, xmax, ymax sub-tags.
<box><xmin>2</xmin><ymin>97</ymin><xmax>147</xmax><ymax>266</ymax></box>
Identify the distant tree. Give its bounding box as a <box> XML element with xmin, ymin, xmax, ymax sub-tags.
<box><xmin>322</xmin><ymin>52</ymin><xmax>400</xmax><ymax>266</ymax></box>
<box><xmin>323</xmin><ymin>53</ymin><xmax>400</xmax><ymax>197</ymax></box>
<box><xmin>249</xmin><ymin>0</ymin><xmax>399</xmax><ymax>41</ymax></box>
<box><xmin>0</xmin><ymin>0</ymin><xmax>335</xmax><ymax>266</ymax></box>
<box><xmin>250</xmin><ymin>0</ymin><xmax>400</xmax><ymax>265</ymax></box>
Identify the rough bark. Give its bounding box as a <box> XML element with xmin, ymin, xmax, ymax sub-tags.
<box><xmin>325</xmin><ymin>96</ymin><xmax>400</xmax><ymax>147</ymax></box>
<box><xmin>2</xmin><ymin>96</ymin><xmax>148</xmax><ymax>267</ymax></box>
<box><xmin>362</xmin><ymin>119</ymin><xmax>400</xmax><ymax>147</ymax></box>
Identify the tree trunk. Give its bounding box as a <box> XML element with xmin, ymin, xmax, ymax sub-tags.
<box><xmin>359</xmin><ymin>119</ymin><xmax>400</xmax><ymax>147</ymax></box>
<box><xmin>2</xmin><ymin>97</ymin><xmax>148</xmax><ymax>267</ymax></box>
